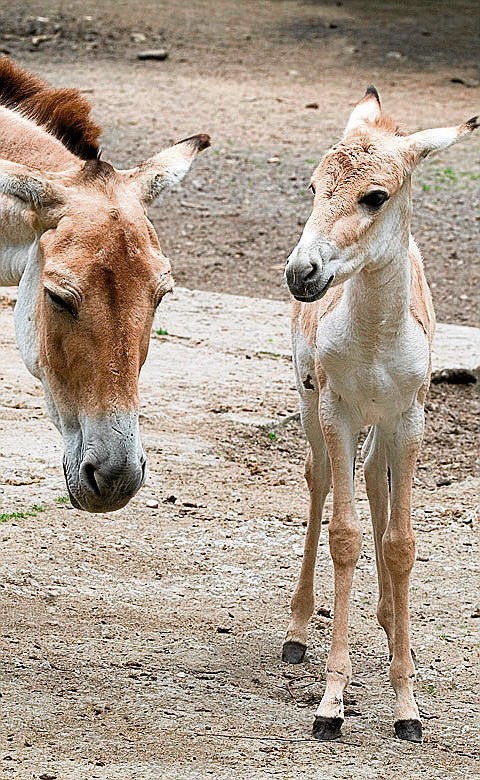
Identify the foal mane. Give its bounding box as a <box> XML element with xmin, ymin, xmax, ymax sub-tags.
<box><xmin>0</xmin><ymin>57</ymin><xmax>102</xmax><ymax>160</ymax></box>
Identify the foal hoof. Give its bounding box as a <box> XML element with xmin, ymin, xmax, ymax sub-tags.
<box><xmin>312</xmin><ymin>716</ymin><xmax>343</xmax><ymax>741</ymax></box>
<box><xmin>281</xmin><ymin>640</ymin><xmax>307</xmax><ymax>664</ymax></box>
<box><xmin>394</xmin><ymin>719</ymin><xmax>423</xmax><ymax>743</ymax></box>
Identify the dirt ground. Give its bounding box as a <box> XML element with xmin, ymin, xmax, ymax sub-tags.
<box><xmin>0</xmin><ymin>2</ymin><xmax>479</xmax><ymax>779</ymax></box>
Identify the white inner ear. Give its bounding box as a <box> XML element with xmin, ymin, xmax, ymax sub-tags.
<box><xmin>153</xmin><ymin>146</ymin><xmax>193</xmax><ymax>186</ymax></box>
<box><xmin>405</xmin><ymin>126</ymin><xmax>465</xmax><ymax>160</ymax></box>
<box><xmin>129</xmin><ymin>144</ymin><xmax>197</xmax><ymax>203</ymax></box>
<box><xmin>344</xmin><ymin>95</ymin><xmax>381</xmax><ymax>134</ymax></box>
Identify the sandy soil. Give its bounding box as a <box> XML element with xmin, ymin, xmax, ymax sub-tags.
<box><xmin>0</xmin><ymin>2</ymin><xmax>479</xmax><ymax>778</ymax></box>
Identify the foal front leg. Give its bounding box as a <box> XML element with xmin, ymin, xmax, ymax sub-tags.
<box><xmin>313</xmin><ymin>391</ymin><xmax>361</xmax><ymax>740</ymax></box>
<box><xmin>383</xmin><ymin>402</ymin><xmax>424</xmax><ymax>742</ymax></box>
<box><xmin>282</xmin><ymin>425</ymin><xmax>331</xmax><ymax>664</ymax></box>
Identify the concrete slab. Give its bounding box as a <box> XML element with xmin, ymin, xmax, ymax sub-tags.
<box><xmin>156</xmin><ymin>287</ymin><xmax>480</xmax><ymax>382</ymax></box>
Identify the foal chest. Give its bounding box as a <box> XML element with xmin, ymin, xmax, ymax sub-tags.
<box><xmin>315</xmin><ymin>312</ymin><xmax>430</xmax><ymax>424</ymax></box>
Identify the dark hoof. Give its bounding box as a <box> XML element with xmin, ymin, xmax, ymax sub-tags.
<box><xmin>312</xmin><ymin>716</ymin><xmax>343</xmax><ymax>741</ymax></box>
<box><xmin>394</xmin><ymin>719</ymin><xmax>423</xmax><ymax>743</ymax></box>
<box><xmin>281</xmin><ymin>640</ymin><xmax>307</xmax><ymax>664</ymax></box>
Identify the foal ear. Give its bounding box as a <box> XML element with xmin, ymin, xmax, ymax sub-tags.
<box><xmin>128</xmin><ymin>134</ymin><xmax>211</xmax><ymax>204</ymax></box>
<box><xmin>403</xmin><ymin>116</ymin><xmax>479</xmax><ymax>164</ymax></box>
<box><xmin>0</xmin><ymin>159</ymin><xmax>68</xmax><ymax>211</ymax></box>
<box><xmin>344</xmin><ymin>86</ymin><xmax>382</xmax><ymax>134</ymax></box>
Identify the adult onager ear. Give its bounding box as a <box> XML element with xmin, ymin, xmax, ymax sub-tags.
<box><xmin>343</xmin><ymin>85</ymin><xmax>382</xmax><ymax>135</ymax></box>
<box><xmin>126</xmin><ymin>134</ymin><xmax>211</xmax><ymax>204</ymax></box>
<box><xmin>403</xmin><ymin>115</ymin><xmax>479</xmax><ymax>163</ymax></box>
<box><xmin>0</xmin><ymin>159</ymin><xmax>73</xmax><ymax>213</ymax></box>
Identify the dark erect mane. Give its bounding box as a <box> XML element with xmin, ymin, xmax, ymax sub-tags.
<box><xmin>0</xmin><ymin>57</ymin><xmax>102</xmax><ymax>160</ymax></box>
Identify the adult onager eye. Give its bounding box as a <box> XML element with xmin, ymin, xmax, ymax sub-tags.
<box><xmin>360</xmin><ymin>189</ymin><xmax>389</xmax><ymax>208</ymax></box>
<box><xmin>45</xmin><ymin>289</ymin><xmax>78</xmax><ymax>319</ymax></box>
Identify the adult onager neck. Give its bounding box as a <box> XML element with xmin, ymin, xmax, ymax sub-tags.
<box><xmin>283</xmin><ymin>87</ymin><xmax>478</xmax><ymax>742</ymax></box>
<box><xmin>0</xmin><ymin>58</ymin><xmax>210</xmax><ymax>512</ymax></box>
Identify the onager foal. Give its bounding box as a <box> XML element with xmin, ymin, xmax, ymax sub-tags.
<box><xmin>283</xmin><ymin>88</ymin><xmax>478</xmax><ymax>742</ymax></box>
<box><xmin>0</xmin><ymin>58</ymin><xmax>209</xmax><ymax>512</ymax></box>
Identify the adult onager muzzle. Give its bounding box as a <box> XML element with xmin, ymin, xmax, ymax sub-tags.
<box><xmin>0</xmin><ymin>58</ymin><xmax>210</xmax><ymax>512</ymax></box>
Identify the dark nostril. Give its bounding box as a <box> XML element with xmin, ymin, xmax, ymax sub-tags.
<box><xmin>83</xmin><ymin>462</ymin><xmax>101</xmax><ymax>496</ymax></box>
<box><xmin>304</xmin><ymin>261</ymin><xmax>318</xmax><ymax>282</ymax></box>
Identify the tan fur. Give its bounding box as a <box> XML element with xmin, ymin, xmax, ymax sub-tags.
<box><xmin>36</xmin><ymin>175</ymin><xmax>170</xmax><ymax>415</ymax></box>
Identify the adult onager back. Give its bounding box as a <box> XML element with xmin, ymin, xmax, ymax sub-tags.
<box><xmin>283</xmin><ymin>87</ymin><xmax>478</xmax><ymax>742</ymax></box>
<box><xmin>0</xmin><ymin>58</ymin><xmax>210</xmax><ymax>512</ymax></box>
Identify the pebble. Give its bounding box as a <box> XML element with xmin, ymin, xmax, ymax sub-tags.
<box><xmin>145</xmin><ymin>499</ymin><xmax>159</xmax><ymax>509</ymax></box>
<box><xmin>137</xmin><ymin>49</ymin><xmax>169</xmax><ymax>61</ymax></box>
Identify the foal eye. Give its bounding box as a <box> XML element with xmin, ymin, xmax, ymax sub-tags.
<box><xmin>45</xmin><ymin>289</ymin><xmax>78</xmax><ymax>319</ymax></box>
<box><xmin>360</xmin><ymin>190</ymin><xmax>389</xmax><ymax>209</ymax></box>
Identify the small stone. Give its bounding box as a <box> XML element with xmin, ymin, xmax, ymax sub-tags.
<box><xmin>145</xmin><ymin>499</ymin><xmax>159</xmax><ymax>509</ymax></box>
<box><xmin>267</xmin><ymin>157</ymin><xmax>280</xmax><ymax>164</ymax></box>
<box><xmin>137</xmin><ymin>49</ymin><xmax>169</xmax><ymax>61</ymax></box>
<box><xmin>317</xmin><ymin>605</ymin><xmax>332</xmax><ymax>618</ymax></box>
<box><xmin>305</xmin><ymin>102</ymin><xmax>319</xmax><ymax>109</ymax></box>
<box><xmin>30</xmin><ymin>34</ymin><xmax>52</xmax><ymax>47</ymax></box>
<box><xmin>386</xmin><ymin>50</ymin><xmax>402</xmax><ymax>59</ymax></box>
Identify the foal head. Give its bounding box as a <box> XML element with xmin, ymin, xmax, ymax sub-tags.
<box><xmin>286</xmin><ymin>87</ymin><xmax>478</xmax><ymax>302</ymax></box>
<box><xmin>0</xmin><ymin>135</ymin><xmax>210</xmax><ymax>511</ymax></box>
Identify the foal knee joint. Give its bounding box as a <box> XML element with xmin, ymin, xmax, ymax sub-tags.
<box><xmin>383</xmin><ymin>530</ymin><xmax>416</xmax><ymax>574</ymax></box>
<box><xmin>329</xmin><ymin>519</ymin><xmax>362</xmax><ymax>566</ymax></box>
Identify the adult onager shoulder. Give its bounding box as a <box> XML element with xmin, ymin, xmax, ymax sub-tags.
<box><xmin>0</xmin><ymin>58</ymin><xmax>209</xmax><ymax>512</ymax></box>
<box><xmin>283</xmin><ymin>87</ymin><xmax>478</xmax><ymax>742</ymax></box>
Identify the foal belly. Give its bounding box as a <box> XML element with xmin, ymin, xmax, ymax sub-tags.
<box><xmin>332</xmin><ymin>366</ymin><xmax>410</xmax><ymax>425</ymax></box>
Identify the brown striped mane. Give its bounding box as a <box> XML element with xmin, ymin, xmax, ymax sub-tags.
<box><xmin>0</xmin><ymin>57</ymin><xmax>102</xmax><ymax>160</ymax></box>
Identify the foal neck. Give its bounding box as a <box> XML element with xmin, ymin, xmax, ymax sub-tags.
<box><xmin>346</xmin><ymin>186</ymin><xmax>413</xmax><ymax>331</ymax></box>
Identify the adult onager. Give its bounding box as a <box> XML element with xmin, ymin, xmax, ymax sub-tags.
<box><xmin>283</xmin><ymin>87</ymin><xmax>478</xmax><ymax>742</ymax></box>
<box><xmin>0</xmin><ymin>58</ymin><xmax>210</xmax><ymax>512</ymax></box>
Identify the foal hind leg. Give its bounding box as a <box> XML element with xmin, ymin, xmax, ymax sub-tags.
<box><xmin>282</xmin><ymin>392</ymin><xmax>331</xmax><ymax>664</ymax></box>
<box><xmin>363</xmin><ymin>427</ymin><xmax>394</xmax><ymax>656</ymax></box>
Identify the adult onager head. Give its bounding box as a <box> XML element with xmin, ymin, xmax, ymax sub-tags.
<box><xmin>0</xmin><ymin>58</ymin><xmax>210</xmax><ymax>512</ymax></box>
<box><xmin>283</xmin><ymin>87</ymin><xmax>478</xmax><ymax>742</ymax></box>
